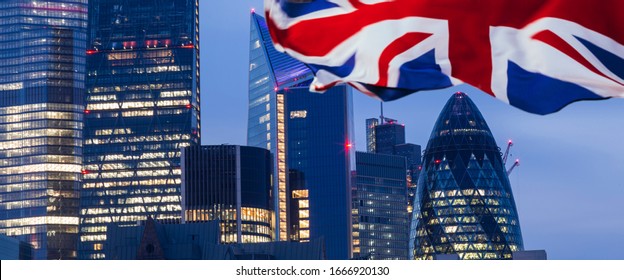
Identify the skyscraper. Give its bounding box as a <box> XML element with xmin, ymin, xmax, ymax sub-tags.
<box><xmin>366</xmin><ymin>116</ymin><xmax>421</xmax><ymax>214</ymax></box>
<box><xmin>365</xmin><ymin>118</ymin><xmax>379</xmax><ymax>153</ymax></box>
<box><xmin>79</xmin><ymin>0</ymin><xmax>200</xmax><ymax>259</ymax></box>
<box><xmin>181</xmin><ymin>145</ymin><xmax>272</xmax><ymax>244</ymax></box>
<box><xmin>409</xmin><ymin>92</ymin><xmax>524</xmax><ymax>260</ymax></box>
<box><xmin>248</xmin><ymin>12</ymin><xmax>314</xmax><ymax>242</ymax></box>
<box><xmin>248</xmin><ymin>13</ymin><xmax>354</xmax><ymax>259</ymax></box>
<box><xmin>285</xmin><ymin>86</ymin><xmax>354</xmax><ymax>260</ymax></box>
<box><xmin>353</xmin><ymin>152</ymin><xmax>409</xmax><ymax>260</ymax></box>
<box><xmin>394</xmin><ymin>143</ymin><xmax>422</xmax><ymax>213</ymax></box>
<box><xmin>374</xmin><ymin>119</ymin><xmax>405</xmax><ymax>155</ymax></box>
<box><xmin>0</xmin><ymin>0</ymin><xmax>88</xmax><ymax>259</ymax></box>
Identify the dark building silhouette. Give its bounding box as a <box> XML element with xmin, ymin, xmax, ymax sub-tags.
<box><xmin>181</xmin><ymin>145</ymin><xmax>272</xmax><ymax>244</ymax></box>
<box><xmin>105</xmin><ymin>218</ymin><xmax>325</xmax><ymax>260</ymax></box>
<box><xmin>79</xmin><ymin>0</ymin><xmax>200</xmax><ymax>259</ymax></box>
<box><xmin>409</xmin><ymin>92</ymin><xmax>524</xmax><ymax>260</ymax></box>
<box><xmin>0</xmin><ymin>0</ymin><xmax>88</xmax><ymax>259</ymax></box>
<box><xmin>394</xmin><ymin>143</ymin><xmax>422</xmax><ymax>212</ymax></box>
<box><xmin>0</xmin><ymin>234</ymin><xmax>33</xmax><ymax>260</ymax></box>
<box><xmin>374</xmin><ymin>120</ymin><xmax>405</xmax><ymax>155</ymax></box>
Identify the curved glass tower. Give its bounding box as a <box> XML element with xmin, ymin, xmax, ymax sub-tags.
<box><xmin>409</xmin><ymin>92</ymin><xmax>523</xmax><ymax>260</ymax></box>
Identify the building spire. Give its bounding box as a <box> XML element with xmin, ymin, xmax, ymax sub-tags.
<box><xmin>380</xmin><ymin>102</ymin><xmax>384</xmax><ymax>124</ymax></box>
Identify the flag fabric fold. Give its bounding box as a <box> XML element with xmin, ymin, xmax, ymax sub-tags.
<box><xmin>265</xmin><ymin>0</ymin><xmax>624</xmax><ymax>115</ymax></box>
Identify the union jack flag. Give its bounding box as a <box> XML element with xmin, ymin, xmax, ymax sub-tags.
<box><xmin>265</xmin><ymin>0</ymin><xmax>624</xmax><ymax>115</ymax></box>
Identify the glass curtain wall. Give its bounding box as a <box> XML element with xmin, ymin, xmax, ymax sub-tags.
<box><xmin>0</xmin><ymin>0</ymin><xmax>88</xmax><ymax>260</ymax></box>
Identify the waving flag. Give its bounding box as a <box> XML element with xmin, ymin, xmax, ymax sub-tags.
<box><xmin>265</xmin><ymin>0</ymin><xmax>624</xmax><ymax>115</ymax></box>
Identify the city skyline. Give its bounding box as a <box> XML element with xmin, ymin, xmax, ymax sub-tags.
<box><xmin>1</xmin><ymin>0</ymin><xmax>622</xmax><ymax>261</ymax></box>
<box><xmin>202</xmin><ymin>2</ymin><xmax>624</xmax><ymax>260</ymax></box>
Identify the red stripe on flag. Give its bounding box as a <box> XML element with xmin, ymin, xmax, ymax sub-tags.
<box><xmin>532</xmin><ymin>30</ymin><xmax>623</xmax><ymax>86</ymax></box>
<box><xmin>377</xmin><ymin>32</ymin><xmax>432</xmax><ymax>87</ymax></box>
<box><xmin>348</xmin><ymin>0</ymin><xmax>367</xmax><ymax>9</ymax></box>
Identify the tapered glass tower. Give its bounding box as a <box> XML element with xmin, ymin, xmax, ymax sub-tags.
<box><xmin>248</xmin><ymin>13</ymin><xmax>354</xmax><ymax>259</ymax></box>
<box><xmin>0</xmin><ymin>0</ymin><xmax>88</xmax><ymax>260</ymax></box>
<box><xmin>409</xmin><ymin>92</ymin><xmax>523</xmax><ymax>260</ymax></box>
<box><xmin>79</xmin><ymin>0</ymin><xmax>200</xmax><ymax>259</ymax></box>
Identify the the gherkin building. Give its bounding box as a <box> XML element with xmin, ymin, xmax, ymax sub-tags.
<box><xmin>409</xmin><ymin>92</ymin><xmax>524</xmax><ymax>260</ymax></box>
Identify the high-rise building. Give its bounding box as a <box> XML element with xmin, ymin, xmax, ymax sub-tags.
<box><xmin>248</xmin><ymin>13</ymin><xmax>354</xmax><ymax>259</ymax></box>
<box><xmin>409</xmin><ymin>92</ymin><xmax>524</xmax><ymax>260</ymax></box>
<box><xmin>285</xmin><ymin>86</ymin><xmax>354</xmax><ymax>260</ymax></box>
<box><xmin>366</xmin><ymin>117</ymin><xmax>421</xmax><ymax>214</ymax></box>
<box><xmin>248</xmin><ymin>12</ymin><xmax>314</xmax><ymax>242</ymax></box>
<box><xmin>353</xmin><ymin>152</ymin><xmax>409</xmax><ymax>260</ymax></box>
<box><xmin>288</xmin><ymin>169</ymin><xmax>308</xmax><ymax>242</ymax></box>
<box><xmin>394</xmin><ymin>143</ymin><xmax>422</xmax><ymax>213</ymax></box>
<box><xmin>374</xmin><ymin>120</ymin><xmax>405</xmax><ymax>155</ymax></box>
<box><xmin>79</xmin><ymin>0</ymin><xmax>200</xmax><ymax>259</ymax></box>
<box><xmin>365</xmin><ymin>118</ymin><xmax>379</xmax><ymax>153</ymax></box>
<box><xmin>181</xmin><ymin>145</ymin><xmax>272</xmax><ymax>244</ymax></box>
<box><xmin>0</xmin><ymin>0</ymin><xmax>88</xmax><ymax>259</ymax></box>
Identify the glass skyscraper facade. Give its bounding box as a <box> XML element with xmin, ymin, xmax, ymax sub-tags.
<box><xmin>79</xmin><ymin>0</ymin><xmax>199</xmax><ymax>259</ymax></box>
<box><xmin>247</xmin><ymin>12</ymin><xmax>313</xmax><ymax>242</ymax></box>
<box><xmin>409</xmin><ymin>92</ymin><xmax>524</xmax><ymax>260</ymax></box>
<box><xmin>375</xmin><ymin>121</ymin><xmax>406</xmax><ymax>155</ymax></box>
<box><xmin>248</xmin><ymin>13</ymin><xmax>354</xmax><ymax>259</ymax></box>
<box><xmin>394</xmin><ymin>143</ymin><xmax>422</xmax><ymax>214</ymax></box>
<box><xmin>353</xmin><ymin>152</ymin><xmax>408</xmax><ymax>260</ymax></box>
<box><xmin>0</xmin><ymin>0</ymin><xmax>87</xmax><ymax>259</ymax></box>
<box><xmin>285</xmin><ymin>86</ymin><xmax>354</xmax><ymax>260</ymax></box>
<box><xmin>365</xmin><ymin>118</ymin><xmax>378</xmax><ymax>153</ymax></box>
<box><xmin>366</xmin><ymin>117</ymin><xmax>421</xmax><ymax>214</ymax></box>
<box><xmin>181</xmin><ymin>145</ymin><xmax>272</xmax><ymax>244</ymax></box>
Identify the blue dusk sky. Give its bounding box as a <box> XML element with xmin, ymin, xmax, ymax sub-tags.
<box><xmin>201</xmin><ymin>1</ymin><xmax>624</xmax><ymax>260</ymax></box>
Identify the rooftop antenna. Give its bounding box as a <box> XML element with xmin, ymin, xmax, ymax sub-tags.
<box><xmin>380</xmin><ymin>102</ymin><xmax>384</xmax><ymax>124</ymax></box>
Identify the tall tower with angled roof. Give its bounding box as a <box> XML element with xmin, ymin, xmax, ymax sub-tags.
<box><xmin>409</xmin><ymin>92</ymin><xmax>524</xmax><ymax>260</ymax></box>
<box><xmin>248</xmin><ymin>13</ymin><xmax>354</xmax><ymax>259</ymax></box>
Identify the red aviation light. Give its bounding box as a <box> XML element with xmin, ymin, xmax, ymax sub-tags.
<box><xmin>84</xmin><ymin>109</ymin><xmax>90</xmax><ymax>114</ymax></box>
<box><xmin>434</xmin><ymin>159</ymin><xmax>442</xmax><ymax>164</ymax></box>
<box><xmin>185</xmin><ymin>104</ymin><xmax>192</xmax><ymax>109</ymax></box>
<box><xmin>346</xmin><ymin>143</ymin><xmax>353</xmax><ymax>149</ymax></box>
<box><xmin>181</xmin><ymin>43</ymin><xmax>194</xmax><ymax>49</ymax></box>
<box><xmin>251</xmin><ymin>8</ymin><xmax>255</xmax><ymax>13</ymax></box>
<box><xmin>86</xmin><ymin>49</ymin><xmax>97</xmax><ymax>55</ymax></box>
<box><xmin>81</xmin><ymin>169</ymin><xmax>89</xmax><ymax>175</ymax></box>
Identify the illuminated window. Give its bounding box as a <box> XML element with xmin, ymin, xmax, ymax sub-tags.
<box><xmin>289</xmin><ymin>110</ymin><xmax>307</xmax><ymax>119</ymax></box>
